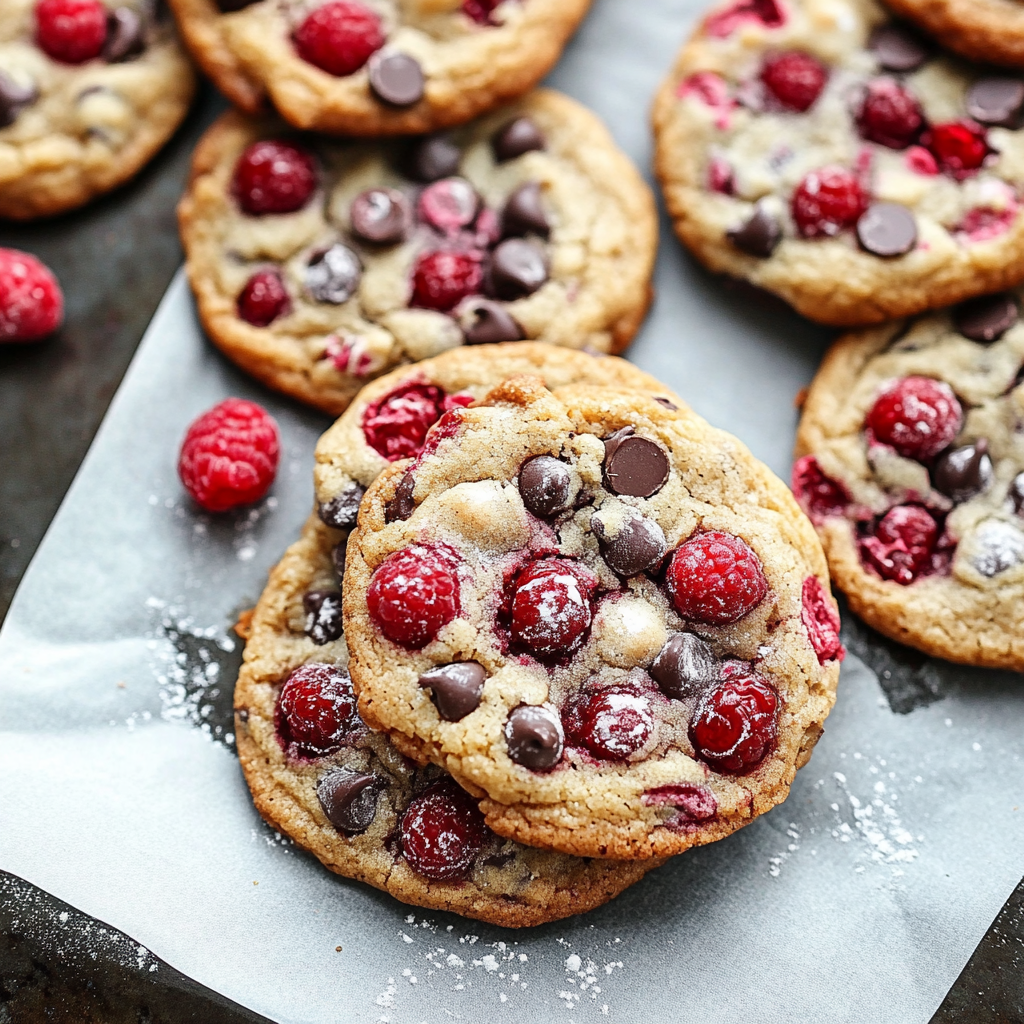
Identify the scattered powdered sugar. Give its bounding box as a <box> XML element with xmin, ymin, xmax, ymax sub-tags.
<box><xmin>829</xmin><ymin>768</ymin><xmax>919</xmax><ymax>870</ymax></box>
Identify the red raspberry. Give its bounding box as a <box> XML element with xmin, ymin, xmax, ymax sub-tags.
<box><xmin>293</xmin><ymin>0</ymin><xmax>384</xmax><ymax>76</ymax></box>
<box><xmin>706</xmin><ymin>0</ymin><xmax>785</xmax><ymax>37</ymax></box>
<box><xmin>0</xmin><ymin>248</ymin><xmax>64</xmax><ymax>343</ymax></box>
<box><xmin>667</xmin><ymin>531</ymin><xmax>768</xmax><ymax>626</ymax></box>
<box><xmin>801</xmin><ymin>576</ymin><xmax>845</xmax><ymax>665</ymax></box>
<box><xmin>462</xmin><ymin>0</ymin><xmax>499</xmax><ymax>25</ymax></box>
<box><xmin>689</xmin><ymin>672</ymin><xmax>779</xmax><ymax>773</ymax></box>
<box><xmin>564</xmin><ymin>688</ymin><xmax>654</xmax><ymax>761</ymax></box>
<box><xmin>400</xmin><ymin>779</ymin><xmax>489</xmax><ymax>881</ymax></box>
<box><xmin>178</xmin><ymin>398</ymin><xmax>280</xmax><ymax>512</ymax></box>
<box><xmin>791</xmin><ymin>166</ymin><xmax>868</xmax><ymax>238</ymax></box>
<box><xmin>856</xmin><ymin>79</ymin><xmax>924</xmax><ymax>150</ymax></box>
<box><xmin>508</xmin><ymin>558</ymin><xmax>597</xmax><ymax>658</ymax></box>
<box><xmin>859</xmin><ymin>505</ymin><xmax>938</xmax><ymax>585</ymax></box>
<box><xmin>922</xmin><ymin>121</ymin><xmax>988</xmax><ymax>179</ymax></box>
<box><xmin>362</xmin><ymin>380</ymin><xmax>447</xmax><ymax>461</ymax></box>
<box><xmin>275</xmin><ymin>663</ymin><xmax>358</xmax><ymax>759</ymax></box>
<box><xmin>791</xmin><ymin>455</ymin><xmax>850</xmax><ymax>522</ymax></box>
<box><xmin>35</xmin><ymin>0</ymin><xmax>106</xmax><ymax>64</ymax></box>
<box><xmin>236</xmin><ymin>269</ymin><xmax>290</xmax><ymax>327</ymax></box>
<box><xmin>410</xmin><ymin>251</ymin><xmax>483</xmax><ymax>312</ymax></box>
<box><xmin>367</xmin><ymin>545</ymin><xmax>459</xmax><ymax>649</ymax></box>
<box><xmin>760</xmin><ymin>51</ymin><xmax>828</xmax><ymax>112</ymax></box>
<box><xmin>865</xmin><ymin>376</ymin><xmax>962</xmax><ymax>461</ymax></box>
<box><xmin>233</xmin><ymin>140</ymin><xmax>317</xmax><ymax>216</ymax></box>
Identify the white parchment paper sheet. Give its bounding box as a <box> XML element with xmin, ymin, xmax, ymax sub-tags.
<box><xmin>2</xmin><ymin>2</ymin><xmax>1023</xmax><ymax>1021</ymax></box>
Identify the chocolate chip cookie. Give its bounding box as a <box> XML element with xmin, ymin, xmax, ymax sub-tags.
<box><xmin>652</xmin><ymin>0</ymin><xmax>1024</xmax><ymax>326</ymax></box>
<box><xmin>342</xmin><ymin>376</ymin><xmax>842</xmax><ymax>860</ymax></box>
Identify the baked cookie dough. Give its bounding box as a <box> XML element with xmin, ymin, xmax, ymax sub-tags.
<box><xmin>0</xmin><ymin>0</ymin><xmax>196</xmax><ymax>219</ymax></box>
<box><xmin>652</xmin><ymin>0</ymin><xmax>1024</xmax><ymax>326</ymax></box>
<box><xmin>178</xmin><ymin>92</ymin><xmax>657</xmax><ymax>415</ymax></box>
<box><xmin>165</xmin><ymin>0</ymin><xmax>589</xmax><ymax>135</ymax></box>
<box><xmin>342</xmin><ymin>376</ymin><xmax>842</xmax><ymax>860</ymax></box>
<box><xmin>795</xmin><ymin>289</ymin><xmax>1024</xmax><ymax>670</ymax></box>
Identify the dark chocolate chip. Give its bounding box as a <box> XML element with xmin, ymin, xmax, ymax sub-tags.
<box><xmin>385</xmin><ymin>471</ymin><xmax>416</xmax><ymax>522</ymax></box>
<box><xmin>504</xmin><ymin>705</ymin><xmax>564</xmax><ymax>770</ymax></box>
<box><xmin>406</xmin><ymin>134</ymin><xmax>460</xmax><ymax>182</ymax></box>
<box><xmin>103</xmin><ymin>7</ymin><xmax>145</xmax><ymax>62</ymax></box>
<box><xmin>317</xmin><ymin>767</ymin><xmax>386</xmax><ymax>835</ymax></box>
<box><xmin>591</xmin><ymin>510</ymin><xmax>667</xmax><ymax>577</ymax></box>
<box><xmin>651</xmin><ymin>634</ymin><xmax>719</xmax><ymax>700</ymax></box>
<box><xmin>1010</xmin><ymin>472</ymin><xmax>1024</xmax><ymax>515</ymax></box>
<box><xmin>368</xmin><ymin>52</ymin><xmax>424</xmax><ymax>108</ymax></box>
<box><xmin>492</xmin><ymin>117</ymin><xmax>546</xmax><ymax>162</ymax></box>
<box><xmin>306</xmin><ymin>244</ymin><xmax>362</xmax><ymax>304</ymax></box>
<box><xmin>967</xmin><ymin>77</ymin><xmax>1024</xmax><ymax>129</ymax></box>
<box><xmin>487</xmin><ymin>238</ymin><xmax>548</xmax><ymax>300</ymax></box>
<box><xmin>237</xmin><ymin>707</ymin><xmax>249</xmax><ymax>722</ymax></box>
<box><xmin>350</xmin><ymin>188</ymin><xmax>407</xmax><ymax>244</ymax></box>
<box><xmin>318</xmin><ymin>483</ymin><xmax>365</xmax><ymax>530</ymax></box>
<box><xmin>603</xmin><ymin>427</ymin><xmax>670</xmax><ymax>498</ymax></box>
<box><xmin>304</xmin><ymin>590</ymin><xmax>344</xmax><ymax>645</ymax></box>
<box><xmin>461</xmin><ymin>298</ymin><xmax>525</xmax><ymax>344</ymax></box>
<box><xmin>419</xmin><ymin>661</ymin><xmax>487</xmax><ymax>721</ymax></box>
<box><xmin>0</xmin><ymin>70</ymin><xmax>37</xmax><ymax>128</ymax></box>
<box><xmin>655</xmin><ymin>397</ymin><xmax>678</xmax><ymax>411</ymax></box>
<box><xmin>932</xmin><ymin>439</ymin><xmax>993</xmax><ymax>503</ymax></box>
<box><xmin>518</xmin><ymin>455</ymin><xmax>574</xmax><ymax>517</ymax></box>
<box><xmin>501</xmin><ymin>181</ymin><xmax>550</xmax><ymax>239</ymax></box>
<box><xmin>727</xmin><ymin>202</ymin><xmax>781</xmax><ymax>258</ymax></box>
<box><xmin>856</xmin><ymin>202</ymin><xmax>917</xmax><ymax>257</ymax></box>
<box><xmin>331</xmin><ymin>542</ymin><xmax>347</xmax><ymax>583</ymax></box>
<box><xmin>953</xmin><ymin>292</ymin><xmax>1020</xmax><ymax>343</ymax></box>
<box><xmin>869</xmin><ymin>23</ymin><xmax>930</xmax><ymax>73</ymax></box>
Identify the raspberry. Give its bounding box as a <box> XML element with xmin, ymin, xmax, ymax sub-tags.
<box><xmin>865</xmin><ymin>376</ymin><xmax>962</xmax><ymax>461</ymax></box>
<box><xmin>859</xmin><ymin>505</ymin><xmax>938</xmax><ymax>585</ymax></box>
<box><xmin>705</xmin><ymin>0</ymin><xmax>785</xmax><ymax>37</ymax></box>
<box><xmin>293</xmin><ymin>0</ymin><xmax>384</xmax><ymax>76</ymax></box>
<box><xmin>791</xmin><ymin>455</ymin><xmax>850</xmax><ymax>522</ymax></box>
<box><xmin>178</xmin><ymin>398</ymin><xmax>280</xmax><ymax>512</ymax></box>
<box><xmin>666</xmin><ymin>531</ymin><xmax>768</xmax><ymax>626</ymax></box>
<box><xmin>237</xmin><ymin>269</ymin><xmax>290</xmax><ymax>326</ymax></box>
<box><xmin>361</xmin><ymin>380</ymin><xmax>447</xmax><ymax>461</ymax></box>
<box><xmin>760</xmin><ymin>51</ymin><xmax>828</xmax><ymax>112</ymax></box>
<box><xmin>923</xmin><ymin>121</ymin><xmax>988</xmax><ymax>179</ymax></box>
<box><xmin>0</xmin><ymin>248</ymin><xmax>64</xmax><ymax>343</ymax></box>
<box><xmin>564</xmin><ymin>689</ymin><xmax>654</xmax><ymax>761</ymax></box>
<box><xmin>642</xmin><ymin>784</ymin><xmax>718</xmax><ymax>831</ymax></box>
<box><xmin>791</xmin><ymin>166</ymin><xmax>868</xmax><ymax>238</ymax></box>
<box><xmin>410</xmin><ymin>251</ymin><xmax>483</xmax><ymax>312</ymax></box>
<box><xmin>462</xmin><ymin>0</ymin><xmax>500</xmax><ymax>25</ymax></box>
<box><xmin>508</xmin><ymin>558</ymin><xmax>597</xmax><ymax>658</ymax></box>
<box><xmin>400</xmin><ymin>779</ymin><xmax>489</xmax><ymax>881</ymax></box>
<box><xmin>275</xmin><ymin>663</ymin><xmax>358</xmax><ymax>759</ymax></box>
<box><xmin>689</xmin><ymin>672</ymin><xmax>779</xmax><ymax>773</ymax></box>
<box><xmin>856</xmin><ymin>79</ymin><xmax>924</xmax><ymax>150</ymax></box>
<box><xmin>418</xmin><ymin>178</ymin><xmax>480</xmax><ymax>234</ymax></box>
<box><xmin>233</xmin><ymin>140</ymin><xmax>317</xmax><ymax>216</ymax></box>
<box><xmin>35</xmin><ymin>0</ymin><xmax>106</xmax><ymax>63</ymax></box>
<box><xmin>801</xmin><ymin>576</ymin><xmax>844</xmax><ymax>664</ymax></box>
<box><xmin>367</xmin><ymin>545</ymin><xmax>459</xmax><ymax>649</ymax></box>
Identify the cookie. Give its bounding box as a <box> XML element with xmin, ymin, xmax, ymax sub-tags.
<box><xmin>652</xmin><ymin>0</ymin><xmax>1024</xmax><ymax>326</ymax></box>
<box><xmin>235</xmin><ymin>513</ymin><xmax>659</xmax><ymax>926</ymax></box>
<box><xmin>165</xmin><ymin>0</ymin><xmax>589</xmax><ymax>135</ymax></box>
<box><xmin>178</xmin><ymin>93</ymin><xmax>657</xmax><ymax>415</ymax></box>
<box><xmin>795</xmin><ymin>289</ymin><xmax>1024</xmax><ymax>670</ymax></box>
<box><xmin>342</xmin><ymin>376</ymin><xmax>842</xmax><ymax>860</ymax></box>
<box><xmin>0</xmin><ymin>0</ymin><xmax>196</xmax><ymax>220</ymax></box>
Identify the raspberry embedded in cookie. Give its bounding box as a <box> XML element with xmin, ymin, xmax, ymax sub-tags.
<box><xmin>859</xmin><ymin>504</ymin><xmax>940</xmax><ymax>585</ymax></box>
<box><xmin>237</xmin><ymin>269</ymin><xmax>290</xmax><ymax>327</ymax></box>
<box><xmin>564</xmin><ymin>688</ymin><xmax>655</xmax><ymax>761</ymax></box>
<box><xmin>800</xmin><ymin>576</ymin><xmax>844</xmax><ymax>665</ymax></box>
<box><xmin>275</xmin><ymin>662</ymin><xmax>359</xmax><ymax>759</ymax></box>
<box><xmin>0</xmin><ymin>248</ymin><xmax>64</xmax><ymax>343</ymax></box>
<box><xmin>689</xmin><ymin>671</ymin><xmax>779</xmax><ymax>773</ymax></box>
<box><xmin>35</xmin><ymin>0</ymin><xmax>107</xmax><ymax>64</ymax></box>
<box><xmin>411</xmin><ymin>251</ymin><xmax>483</xmax><ymax>312</ymax></box>
<box><xmin>508</xmin><ymin>557</ymin><xmax>597</xmax><ymax>657</ymax></box>
<box><xmin>791</xmin><ymin>455</ymin><xmax>851</xmax><ymax>522</ymax></box>
<box><xmin>361</xmin><ymin>380</ymin><xmax>448</xmax><ymax>461</ymax></box>
<box><xmin>642</xmin><ymin>783</ymin><xmax>718</xmax><ymax>829</ymax></box>
<box><xmin>462</xmin><ymin>0</ymin><xmax>501</xmax><ymax>26</ymax></box>
<box><xmin>791</xmin><ymin>166</ymin><xmax>868</xmax><ymax>238</ymax></box>
<box><xmin>922</xmin><ymin>121</ymin><xmax>989</xmax><ymax>179</ymax></box>
<box><xmin>705</xmin><ymin>0</ymin><xmax>786</xmax><ymax>38</ymax></box>
<box><xmin>760</xmin><ymin>51</ymin><xmax>827</xmax><ymax>113</ymax></box>
<box><xmin>865</xmin><ymin>376</ymin><xmax>963</xmax><ymax>461</ymax></box>
<box><xmin>293</xmin><ymin>0</ymin><xmax>384</xmax><ymax>77</ymax></box>
<box><xmin>400</xmin><ymin>779</ymin><xmax>489</xmax><ymax>881</ymax></box>
<box><xmin>233</xmin><ymin>141</ymin><xmax>317</xmax><ymax>216</ymax></box>
<box><xmin>418</xmin><ymin>178</ymin><xmax>481</xmax><ymax>234</ymax></box>
<box><xmin>856</xmin><ymin>79</ymin><xmax>925</xmax><ymax>150</ymax></box>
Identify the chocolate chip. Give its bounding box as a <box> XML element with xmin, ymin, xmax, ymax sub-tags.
<box><xmin>418</xmin><ymin>177</ymin><xmax>480</xmax><ymax>233</ymax></box>
<box><xmin>932</xmin><ymin>439</ymin><xmax>993</xmax><ymax>503</ymax></box>
<box><xmin>237</xmin><ymin>707</ymin><xmax>249</xmax><ymax>722</ymax></box>
<box><xmin>306</xmin><ymin>244</ymin><xmax>362</xmax><ymax>304</ymax></box>
<box><xmin>332</xmin><ymin>542</ymin><xmax>347</xmax><ymax>583</ymax></box>
<box><xmin>0</xmin><ymin>70</ymin><xmax>37</xmax><ymax>128</ymax></box>
<box><xmin>492</xmin><ymin>117</ymin><xmax>546</xmax><ymax>162</ymax></box>
<box><xmin>317</xmin><ymin>767</ymin><xmax>386</xmax><ymax>835</ymax></box>
<box><xmin>487</xmin><ymin>239</ymin><xmax>548</xmax><ymax>300</ymax></box>
<box><xmin>727</xmin><ymin>202</ymin><xmax>781</xmax><ymax>258</ymax></box>
<box><xmin>304</xmin><ymin>590</ymin><xmax>344</xmax><ymax>645</ymax></box>
<box><xmin>216</xmin><ymin>0</ymin><xmax>258</xmax><ymax>9</ymax></box>
<box><xmin>501</xmin><ymin>181</ymin><xmax>550</xmax><ymax>239</ymax></box>
<box><xmin>967</xmin><ymin>77</ymin><xmax>1024</xmax><ymax>129</ymax></box>
<box><xmin>869</xmin><ymin>23</ymin><xmax>930</xmax><ymax>73</ymax></box>
<box><xmin>651</xmin><ymin>634</ymin><xmax>719</xmax><ymax>700</ymax></box>
<box><xmin>591</xmin><ymin>510</ymin><xmax>666</xmax><ymax>577</ymax></box>
<box><xmin>953</xmin><ymin>292</ymin><xmax>1020</xmax><ymax>342</ymax></box>
<box><xmin>419</xmin><ymin>661</ymin><xmax>487</xmax><ymax>721</ymax></box>
<box><xmin>518</xmin><ymin>455</ymin><xmax>573</xmax><ymax>518</ymax></box>
<box><xmin>406</xmin><ymin>134</ymin><xmax>460</xmax><ymax>182</ymax></box>
<box><xmin>1010</xmin><ymin>473</ymin><xmax>1024</xmax><ymax>515</ymax></box>
<box><xmin>504</xmin><ymin>705</ymin><xmax>563</xmax><ymax>770</ymax></box>
<box><xmin>318</xmin><ymin>483</ymin><xmax>365</xmax><ymax>530</ymax></box>
<box><xmin>970</xmin><ymin>520</ymin><xmax>1024</xmax><ymax>577</ymax></box>
<box><xmin>350</xmin><ymin>188</ymin><xmax>407</xmax><ymax>244</ymax></box>
<box><xmin>603</xmin><ymin>427</ymin><xmax>670</xmax><ymax>498</ymax></box>
<box><xmin>856</xmin><ymin>202</ymin><xmax>917</xmax><ymax>257</ymax></box>
<box><xmin>103</xmin><ymin>7</ymin><xmax>145</xmax><ymax>62</ymax></box>
<box><xmin>385</xmin><ymin>472</ymin><xmax>416</xmax><ymax>522</ymax></box>
<box><xmin>655</xmin><ymin>397</ymin><xmax>678</xmax><ymax>411</ymax></box>
<box><xmin>461</xmin><ymin>298</ymin><xmax>525</xmax><ymax>344</ymax></box>
<box><xmin>368</xmin><ymin>52</ymin><xmax>424</xmax><ymax>108</ymax></box>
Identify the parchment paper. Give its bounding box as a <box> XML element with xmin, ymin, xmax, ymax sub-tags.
<box><xmin>2</xmin><ymin>2</ymin><xmax>1023</xmax><ymax>1021</ymax></box>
